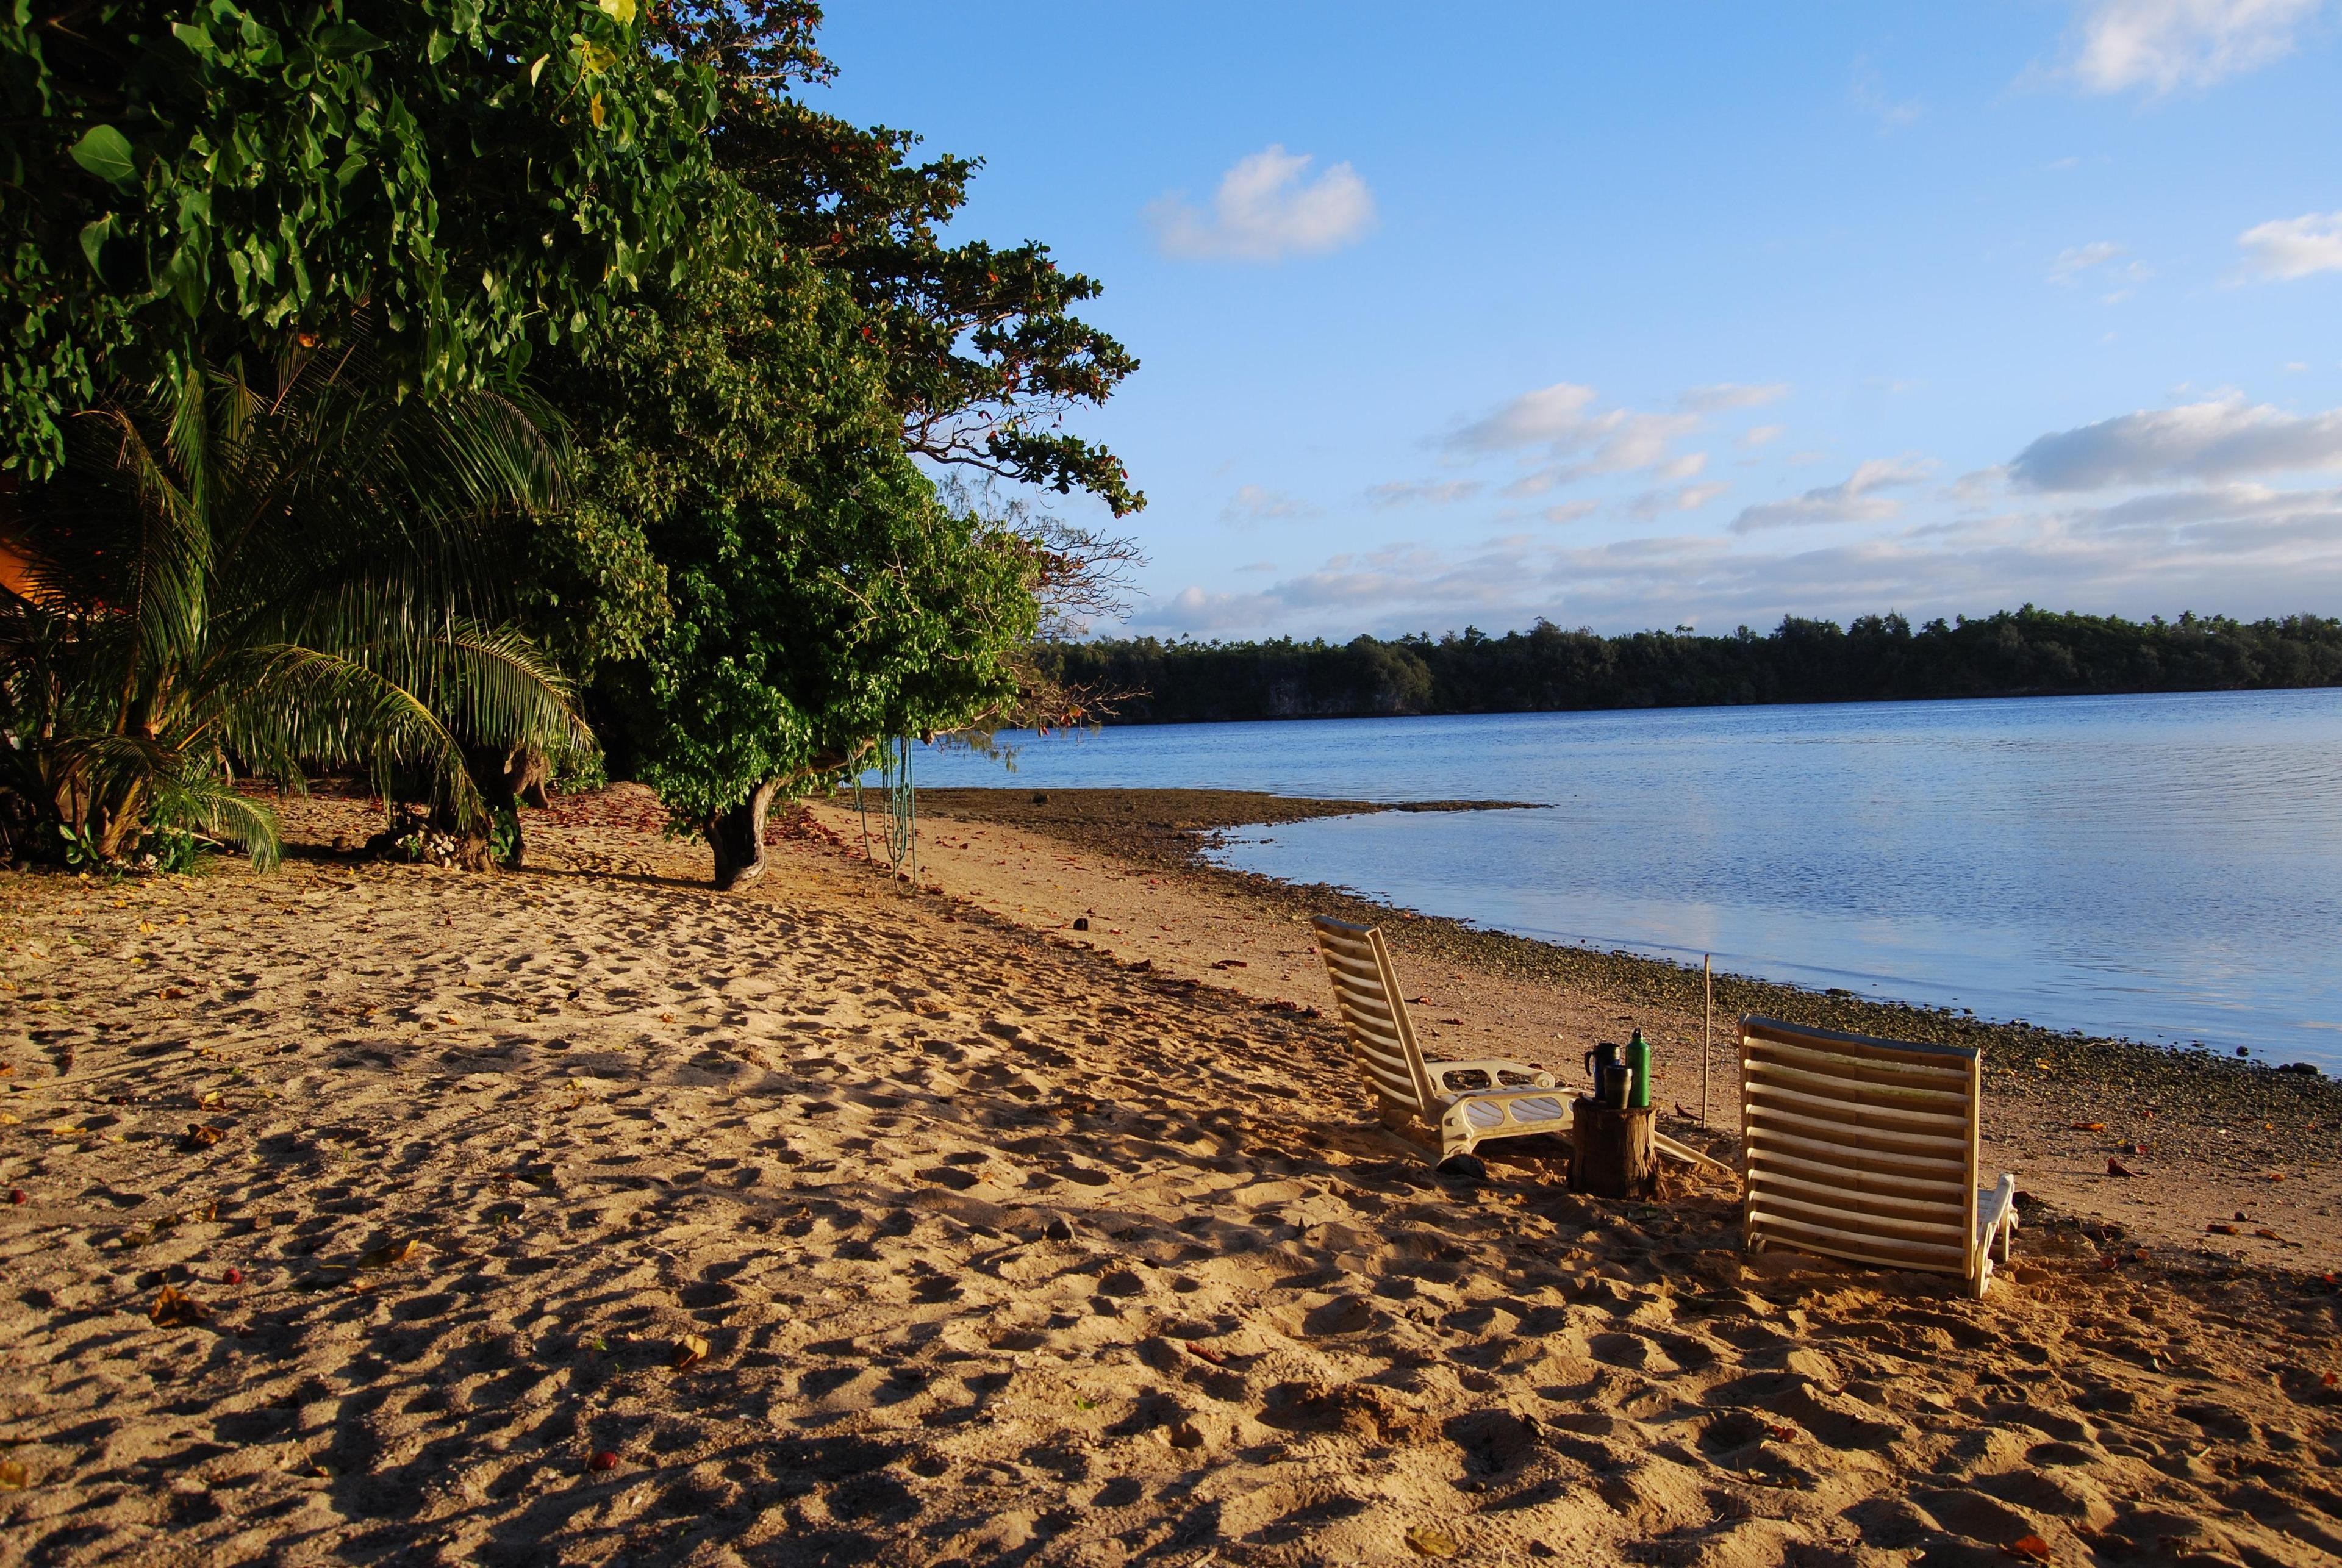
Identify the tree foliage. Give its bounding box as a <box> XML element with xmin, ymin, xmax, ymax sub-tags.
<box><xmin>1032</xmin><ymin>609</ymin><xmax>2342</xmax><ymax>725</ymax></box>
<box><xmin>0</xmin><ymin>347</ymin><xmax>586</xmax><ymax>867</ymax></box>
<box><xmin>652</xmin><ymin>1</ymin><xmax>1144</xmax><ymax>515</ymax></box>
<box><xmin>1</xmin><ymin>0</ymin><xmax>718</xmax><ymax>475</ymax></box>
<box><xmin>539</xmin><ymin>241</ymin><xmax>1040</xmax><ymax>884</ymax></box>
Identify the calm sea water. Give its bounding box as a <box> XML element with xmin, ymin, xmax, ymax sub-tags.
<box><xmin>910</xmin><ymin>691</ymin><xmax>2342</xmax><ymax>1068</ymax></box>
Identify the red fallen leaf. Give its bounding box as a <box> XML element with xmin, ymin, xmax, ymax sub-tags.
<box><xmin>8</xmin><ymin>1189</ymin><xmax>24</xmax><ymax>1206</ymax></box>
<box><xmin>2002</xmin><ymin>1536</ymin><xmax>2052</xmax><ymax>1563</ymax></box>
<box><xmin>2205</xmin><ymin>1223</ymin><xmax>2239</xmax><ymax>1235</ymax></box>
<box><xmin>224</xmin><ymin>1267</ymin><xmax>243</xmax><ymax>1286</ymax></box>
<box><xmin>2107</xmin><ymin>1158</ymin><xmax>2139</xmax><ymax>1177</ymax></box>
<box><xmin>2071</xmin><ymin>1121</ymin><xmax>2105</xmax><ymax>1132</ymax></box>
<box><xmin>587</xmin><ymin>1450</ymin><xmax>620</xmax><ymax>1473</ymax></box>
<box><xmin>1764</xmin><ymin>1423</ymin><xmax>1797</xmax><ymax>1441</ymax></box>
<box><xmin>2323</xmin><ymin>1371</ymin><xmax>2337</xmax><ymax>1387</ymax></box>
<box><xmin>1185</xmin><ymin>1340</ymin><xmax>1227</xmax><ymax>1366</ymax></box>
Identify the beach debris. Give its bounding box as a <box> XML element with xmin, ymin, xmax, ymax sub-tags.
<box><xmin>2206</xmin><ymin>1223</ymin><xmax>2239</xmax><ymax>1235</ymax></box>
<box><xmin>182</xmin><ymin>1123</ymin><xmax>224</xmax><ymax>1150</ymax></box>
<box><xmin>0</xmin><ymin>1460</ymin><xmax>27</xmax><ymax>1489</ymax></box>
<box><xmin>671</xmin><ymin>1334</ymin><xmax>711</xmax><ymax>1371</ymax></box>
<box><xmin>1764</xmin><ymin>1423</ymin><xmax>1797</xmax><ymax>1442</ymax></box>
<box><xmin>354</xmin><ymin>1239</ymin><xmax>418</xmax><ymax>1269</ymax></box>
<box><xmin>8</xmin><ymin>1189</ymin><xmax>24</xmax><ymax>1205</ymax></box>
<box><xmin>1403</xmin><ymin>1525</ymin><xmax>1459</xmax><ymax>1558</ymax></box>
<box><xmin>1211</xmin><ymin>958</ymin><xmax>1247</xmax><ymax>969</ymax></box>
<box><xmin>2071</xmin><ymin>1122</ymin><xmax>2105</xmax><ymax>1132</ymax></box>
<box><xmin>2324</xmin><ymin>1372</ymin><xmax>2337</xmax><ymax>1387</ymax></box>
<box><xmin>1072</xmin><ymin>917</ymin><xmax>1089</xmax><ymax>931</ymax></box>
<box><xmin>2001</xmin><ymin>1536</ymin><xmax>2053</xmax><ymax>1563</ymax></box>
<box><xmin>198</xmin><ymin>1089</ymin><xmax>224</xmax><ymax>1108</ymax></box>
<box><xmin>149</xmin><ymin>1285</ymin><xmax>207</xmax><ymax>1328</ymax></box>
<box><xmin>1184</xmin><ymin>1339</ymin><xmax>1228</xmax><ymax>1366</ymax></box>
<box><xmin>2107</xmin><ymin>1158</ymin><xmax>2139</xmax><ymax>1177</ymax></box>
<box><xmin>224</xmin><ymin>1267</ymin><xmax>243</xmax><ymax>1286</ymax></box>
<box><xmin>587</xmin><ymin>1450</ymin><xmax>620</xmax><ymax>1473</ymax></box>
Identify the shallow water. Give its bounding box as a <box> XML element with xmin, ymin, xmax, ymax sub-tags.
<box><xmin>911</xmin><ymin>690</ymin><xmax>2342</xmax><ymax>1067</ymax></box>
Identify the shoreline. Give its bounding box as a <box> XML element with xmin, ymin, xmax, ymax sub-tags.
<box><xmin>913</xmin><ymin>786</ymin><xmax>2342</xmax><ymax>1146</ymax></box>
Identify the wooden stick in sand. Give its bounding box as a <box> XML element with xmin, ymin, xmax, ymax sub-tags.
<box><xmin>1702</xmin><ymin>953</ymin><xmax>1713</xmax><ymax>1127</ymax></box>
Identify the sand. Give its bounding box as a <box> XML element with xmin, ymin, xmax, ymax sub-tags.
<box><xmin>1</xmin><ymin>789</ymin><xmax>2338</xmax><ymax>1566</ymax></box>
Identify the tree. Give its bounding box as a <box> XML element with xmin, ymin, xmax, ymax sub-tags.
<box><xmin>541</xmin><ymin>241</ymin><xmax>1042</xmax><ymax>887</ymax></box>
<box><xmin>2</xmin><ymin>0</ymin><xmax>719</xmax><ymax>476</ymax></box>
<box><xmin>653</xmin><ymin>1</ymin><xmax>1145</xmax><ymax>516</ymax></box>
<box><xmin>0</xmin><ymin>346</ymin><xmax>586</xmax><ymax>868</ymax></box>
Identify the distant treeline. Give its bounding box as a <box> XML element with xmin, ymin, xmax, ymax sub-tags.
<box><xmin>1031</xmin><ymin>609</ymin><xmax>2342</xmax><ymax>725</ymax></box>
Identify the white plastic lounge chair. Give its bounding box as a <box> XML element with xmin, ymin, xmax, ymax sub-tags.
<box><xmin>1739</xmin><ymin>1015</ymin><xmax>2018</xmax><ymax>1298</ymax></box>
<box><xmin>1310</xmin><ymin>917</ymin><xmax>1572</xmax><ymax>1162</ymax></box>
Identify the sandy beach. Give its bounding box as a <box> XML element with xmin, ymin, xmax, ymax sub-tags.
<box><xmin>2</xmin><ymin>787</ymin><xmax>2339</xmax><ymax>1566</ymax></box>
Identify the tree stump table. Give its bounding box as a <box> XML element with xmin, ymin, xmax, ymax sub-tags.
<box><xmin>1570</xmin><ymin>1099</ymin><xmax>1657</xmax><ymax>1199</ymax></box>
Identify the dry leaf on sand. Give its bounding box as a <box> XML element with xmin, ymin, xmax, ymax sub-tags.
<box><xmin>355</xmin><ymin>1239</ymin><xmax>418</xmax><ymax>1269</ymax></box>
<box><xmin>0</xmin><ymin>1460</ymin><xmax>27</xmax><ymax>1489</ymax></box>
<box><xmin>149</xmin><ymin>1285</ymin><xmax>207</xmax><ymax>1328</ymax></box>
<box><xmin>182</xmin><ymin>1123</ymin><xmax>224</xmax><ymax>1149</ymax></box>
<box><xmin>671</xmin><ymin>1334</ymin><xmax>711</xmax><ymax>1371</ymax></box>
<box><xmin>1404</xmin><ymin>1525</ymin><xmax>1459</xmax><ymax>1558</ymax></box>
<box><xmin>2001</xmin><ymin>1535</ymin><xmax>2053</xmax><ymax>1563</ymax></box>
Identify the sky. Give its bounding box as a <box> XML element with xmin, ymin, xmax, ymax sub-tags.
<box><xmin>806</xmin><ymin>1</ymin><xmax>2342</xmax><ymax>642</ymax></box>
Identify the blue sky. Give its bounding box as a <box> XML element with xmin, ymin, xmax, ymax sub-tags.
<box><xmin>808</xmin><ymin>1</ymin><xmax>2342</xmax><ymax>640</ymax></box>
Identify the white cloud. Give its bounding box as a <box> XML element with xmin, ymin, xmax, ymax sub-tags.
<box><xmin>1541</xmin><ymin>500</ymin><xmax>1599</xmax><ymax>525</ymax></box>
<box><xmin>1730</xmin><ymin>458</ymin><xmax>1935</xmax><ymax>532</ymax></box>
<box><xmin>2049</xmin><ymin>240</ymin><xmax>2125</xmax><ymax>282</ymax></box>
<box><xmin>1220</xmin><ymin>484</ymin><xmax>1318</xmax><ymax>524</ymax></box>
<box><xmin>1364</xmin><ymin>479</ymin><xmax>1483</xmax><ymax>509</ymax></box>
<box><xmin>2064</xmin><ymin>0</ymin><xmax>2326</xmax><ymax>93</ymax></box>
<box><xmin>1678</xmin><ymin>382</ymin><xmax>1791</xmax><ymax>413</ymax></box>
<box><xmin>1627</xmin><ymin>481</ymin><xmax>1731</xmax><ymax>521</ymax></box>
<box><xmin>2008</xmin><ymin>395</ymin><xmax>2342</xmax><ymax>489</ymax></box>
<box><xmin>1448</xmin><ymin>382</ymin><xmax>1704</xmax><ymax>489</ymax></box>
<box><xmin>1740</xmin><ymin>424</ymin><xmax>1787</xmax><ymax>450</ymax></box>
<box><xmin>1128</xmin><ymin>483</ymin><xmax>2342</xmax><ymax>642</ymax></box>
<box><xmin>1148</xmin><ymin>145</ymin><xmax>1376</xmax><ymax>262</ymax></box>
<box><xmin>1849</xmin><ymin>56</ymin><xmax>1922</xmax><ymax>127</ymax></box>
<box><xmin>2237</xmin><ymin>210</ymin><xmax>2342</xmax><ymax>279</ymax></box>
<box><xmin>1235</xmin><ymin>560</ymin><xmax>1278</xmax><ymax>574</ymax></box>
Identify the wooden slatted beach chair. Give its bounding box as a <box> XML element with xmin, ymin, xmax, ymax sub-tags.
<box><xmin>1739</xmin><ymin>1015</ymin><xmax>2018</xmax><ymax>1298</ymax></box>
<box><xmin>1310</xmin><ymin>916</ymin><xmax>1571</xmax><ymax>1162</ymax></box>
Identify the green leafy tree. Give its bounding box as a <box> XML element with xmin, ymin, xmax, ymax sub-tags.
<box><xmin>542</xmin><ymin>243</ymin><xmax>1039</xmax><ymax>887</ymax></box>
<box><xmin>0</xmin><ymin>348</ymin><xmax>586</xmax><ymax>868</ymax></box>
<box><xmin>653</xmin><ymin>1</ymin><xmax>1144</xmax><ymax>516</ymax></box>
<box><xmin>1</xmin><ymin>0</ymin><xmax>718</xmax><ymax>476</ymax></box>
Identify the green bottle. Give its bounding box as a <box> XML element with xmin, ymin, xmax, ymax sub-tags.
<box><xmin>1625</xmin><ymin>1029</ymin><xmax>1652</xmax><ymax>1109</ymax></box>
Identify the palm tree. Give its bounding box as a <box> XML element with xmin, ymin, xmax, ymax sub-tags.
<box><xmin>0</xmin><ymin>344</ymin><xmax>587</xmax><ymax>868</ymax></box>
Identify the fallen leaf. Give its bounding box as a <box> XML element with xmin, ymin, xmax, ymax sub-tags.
<box><xmin>587</xmin><ymin>1450</ymin><xmax>620</xmax><ymax>1473</ymax></box>
<box><xmin>354</xmin><ymin>1239</ymin><xmax>418</xmax><ymax>1269</ymax></box>
<box><xmin>2254</xmin><ymin>1228</ymin><xmax>2288</xmax><ymax>1243</ymax></box>
<box><xmin>2071</xmin><ymin>1122</ymin><xmax>2105</xmax><ymax>1132</ymax></box>
<box><xmin>2002</xmin><ymin>1536</ymin><xmax>2052</xmax><ymax>1563</ymax></box>
<box><xmin>2323</xmin><ymin>1371</ymin><xmax>2337</xmax><ymax>1387</ymax></box>
<box><xmin>0</xmin><ymin>1459</ymin><xmax>26</xmax><ymax>1489</ymax></box>
<box><xmin>182</xmin><ymin>1123</ymin><xmax>224</xmax><ymax>1149</ymax></box>
<box><xmin>47</xmin><ymin>1125</ymin><xmax>85</xmax><ymax>1137</ymax></box>
<box><xmin>1405</xmin><ymin>1525</ymin><xmax>1459</xmax><ymax>1558</ymax></box>
<box><xmin>1184</xmin><ymin>1339</ymin><xmax>1227</xmax><ymax>1366</ymax></box>
<box><xmin>160</xmin><ymin>986</ymin><xmax>186</xmax><ymax>1000</ymax></box>
<box><xmin>198</xmin><ymin>1090</ymin><xmax>224</xmax><ymax>1108</ymax></box>
<box><xmin>2107</xmin><ymin>1158</ymin><xmax>2138</xmax><ymax>1178</ymax></box>
<box><xmin>2206</xmin><ymin>1223</ymin><xmax>2239</xmax><ymax>1236</ymax></box>
<box><xmin>671</xmin><ymin>1333</ymin><xmax>710</xmax><ymax>1371</ymax></box>
<box><xmin>150</xmin><ymin>1284</ymin><xmax>207</xmax><ymax>1328</ymax></box>
<box><xmin>2035</xmin><ymin>1059</ymin><xmax>2052</xmax><ymax>1070</ymax></box>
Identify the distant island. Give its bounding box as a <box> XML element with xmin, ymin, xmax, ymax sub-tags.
<box><xmin>1034</xmin><ymin>607</ymin><xmax>2342</xmax><ymax>724</ymax></box>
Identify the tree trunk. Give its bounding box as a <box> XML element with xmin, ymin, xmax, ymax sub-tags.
<box><xmin>1569</xmin><ymin>1100</ymin><xmax>1657</xmax><ymax>1200</ymax></box>
<box><xmin>706</xmin><ymin>778</ymin><xmax>779</xmax><ymax>890</ymax></box>
<box><xmin>461</xmin><ymin>743</ymin><xmax>552</xmax><ymax>867</ymax></box>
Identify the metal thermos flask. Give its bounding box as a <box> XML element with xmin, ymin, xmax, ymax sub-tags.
<box><xmin>1625</xmin><ymin>1029</ymin><xmax>1652</xmax><ymax>1109</ymax></box>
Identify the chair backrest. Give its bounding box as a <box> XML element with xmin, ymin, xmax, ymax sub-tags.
<box><xmin>1310</xmin><ymin>917</ymin><xmax>1437</xmax><ymax>1116</ymax></box>
<box><xmin>1739</xmin><ymin>1015</ymin><xmax>1984</xmax><ymax>1283</ymax></box>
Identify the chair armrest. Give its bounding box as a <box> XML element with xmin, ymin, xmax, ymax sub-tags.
<box><xmin>1428</xmin><ymin>1058</ymin><xmax>1556</xmax><ymax>1092</ymax></box>
<box><xmin>1978</xmin><ymin>1172</ymin><xmax>2018</xmax><ymax>1236</ymax></box>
